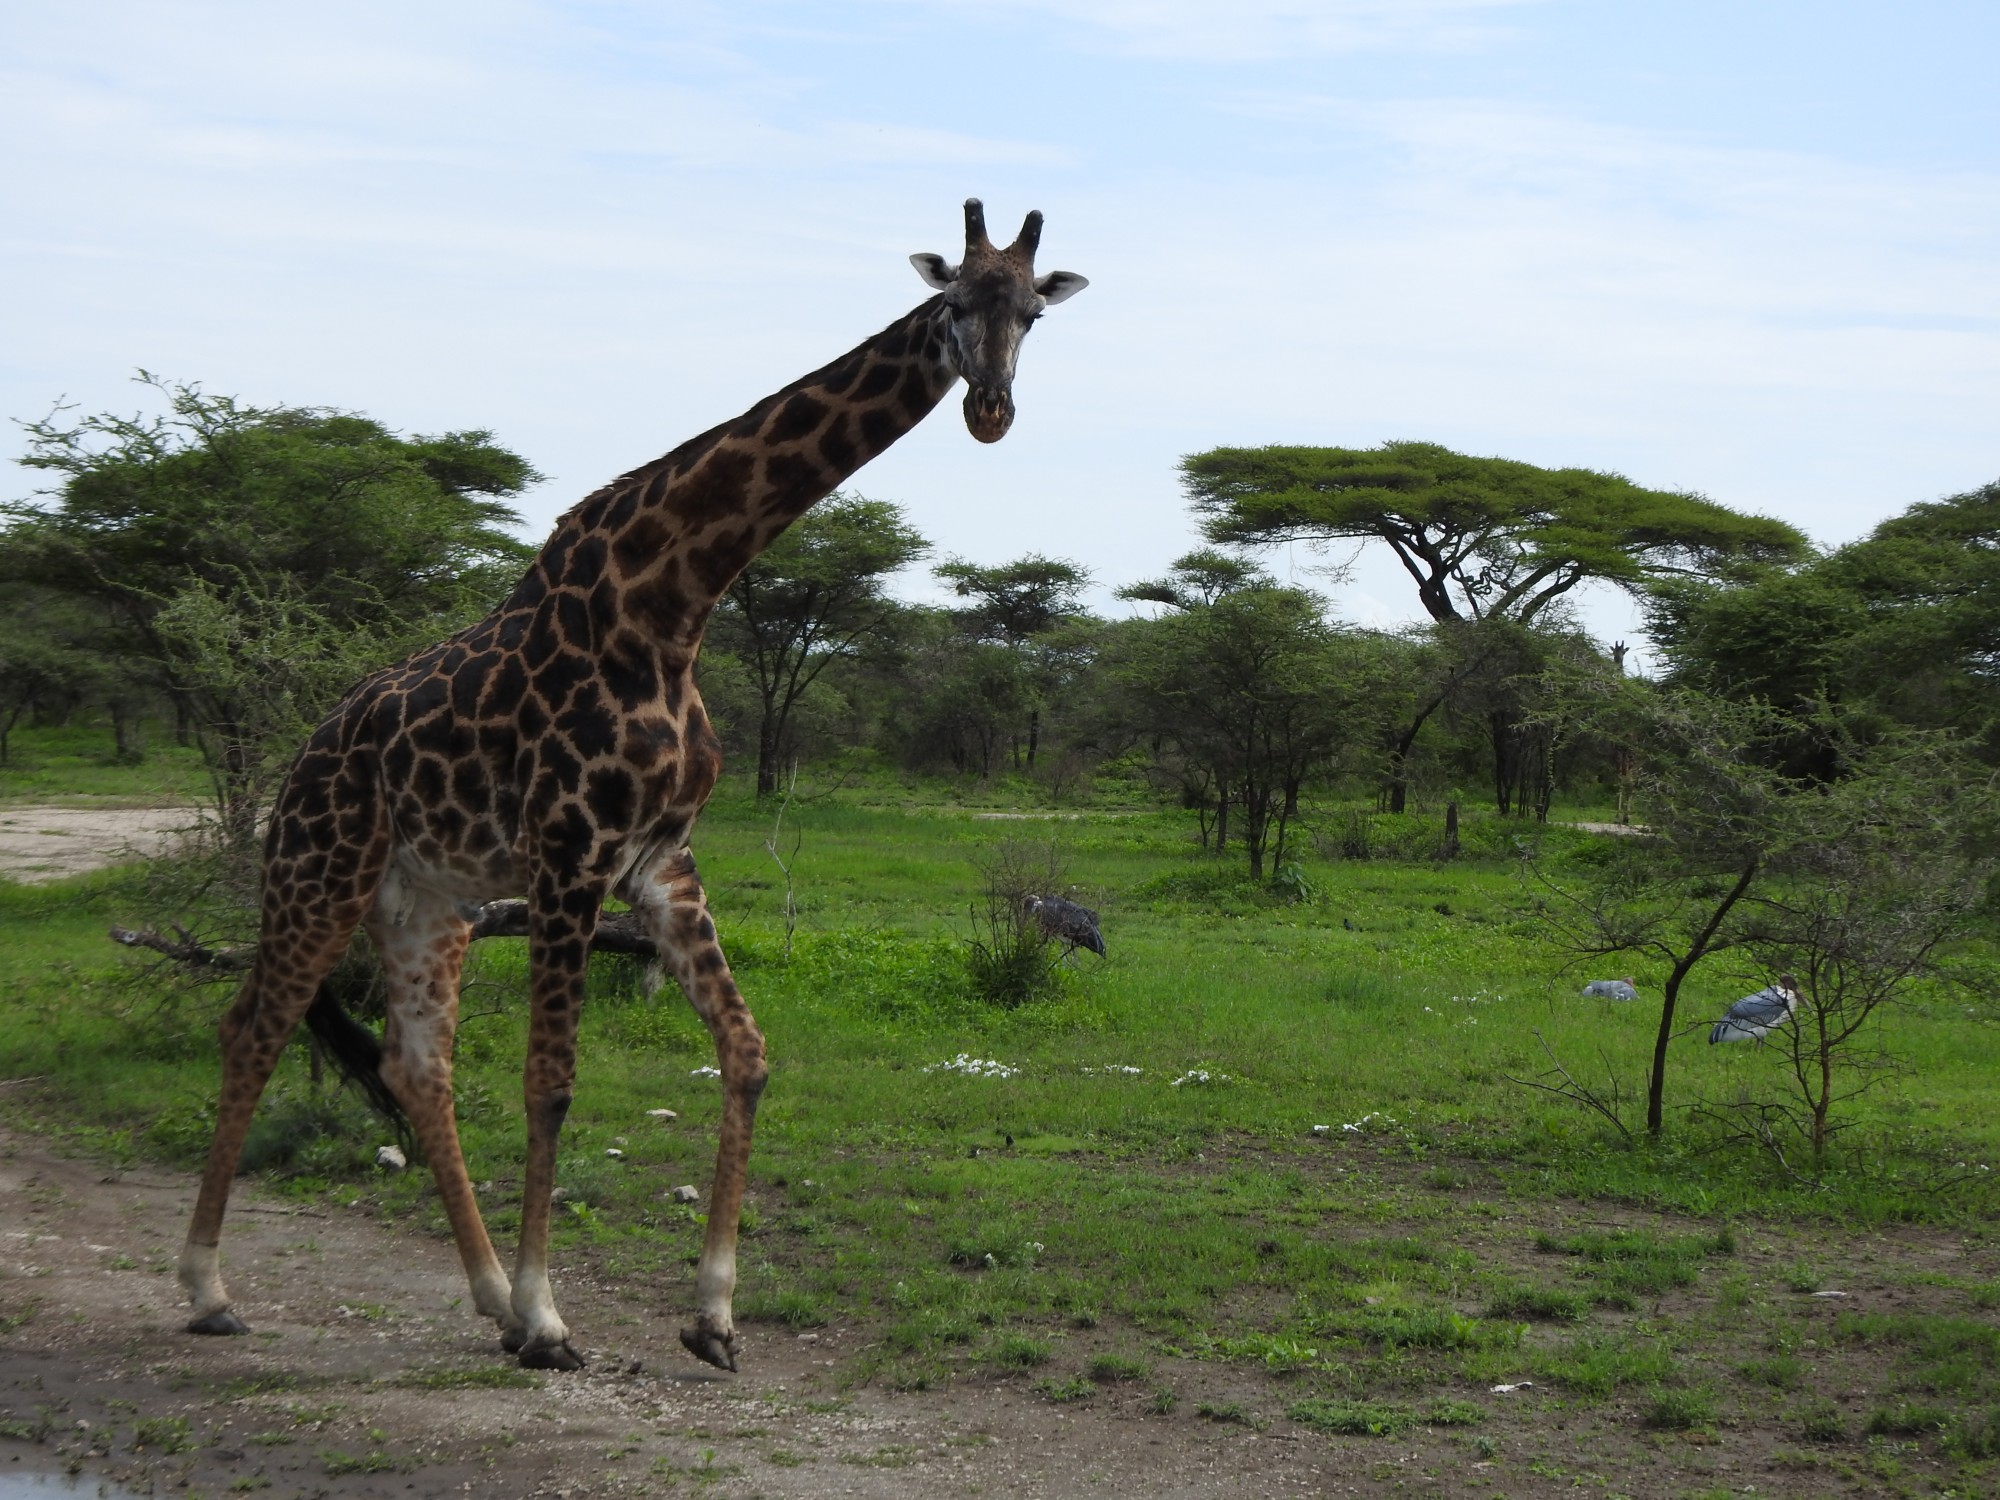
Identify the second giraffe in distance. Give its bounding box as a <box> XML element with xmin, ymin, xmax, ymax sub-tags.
<box><xmin>175</xmin><ymin>200</ymin><xmax>1088</xmax><ymax>1372</ymax></box>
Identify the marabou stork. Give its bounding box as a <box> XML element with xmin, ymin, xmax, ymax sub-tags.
<box><xmin>1708</xmin><ymin>974</ymin><xmax>1801</xmax><ymax>1044</ymax></box>
<box><xmin>1023</xmin><ymin>894</ymin><xmax>1105</xmax><ymax>958</ymax></box>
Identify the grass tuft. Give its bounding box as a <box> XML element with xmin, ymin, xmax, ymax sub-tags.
<box><xmin>1288</xmin><ymin>1398</ymin><xmax>1483</xmax><ymax>1437</ymax></box>
<box><xmin>1641</xmin><ymin>1385</ymin><xmax>1717</xmax><ymax>1431</ymax></box>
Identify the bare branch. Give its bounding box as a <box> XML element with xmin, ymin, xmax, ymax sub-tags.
<box><xmin>111</xmin><ymin>902</ymin><xmax>664</xmax><ymax>974</ymax></box>
<box><xmin>1502</xmin><ymin>1030</ymin><xmax>1634</xmax><ymax>1143</ymax></box>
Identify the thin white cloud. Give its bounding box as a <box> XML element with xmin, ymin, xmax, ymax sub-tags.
<box><xmin>882</xmin><ymin>0</ymin><xmax>1544</xmax><ymax>61</ymax></box>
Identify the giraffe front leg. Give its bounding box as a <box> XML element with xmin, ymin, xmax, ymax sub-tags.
<box><xmin>367</xmin><ymin>894</ymin><xmax>519</xmax><ymax>1348</ymax></box>
<box><xmin>628</xmin><ymin>850</ymin><xmax>768</xmax><ymax>1372</ymax></box>
<box><xmin>508</xmin><ymin>888</ymin><xmax>597</xmax><ymax>1371</ymax></box>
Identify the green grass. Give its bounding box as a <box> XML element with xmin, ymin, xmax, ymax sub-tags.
<box><xmin>1086</xmin><ymin>1353</ymin><xmax>1149</xmax><ymax>1383</ymax></box>
<box><xmin>1287</xmin><ymin>1397</ymin><xmax>1483</xmax><ymax>1436</ymax></box>
<box><xmin>0</xmin><ymin>721</ymin><xmax>209</xmax><ymax>805</ymax></box>
<box><xmin>8</xmin><ymin>754</ymin><xmax>2000</xmax><ymax>1472</ymax></box>
<box><xmin>1484</xmin><ymin>1282</ymin><xmax>1592</xmax><ymax>1322</ymax></box>
<box><xmin>1641</xmin><ymin>1385</ymin><xmax>1718</xmax><ymax>1431</ymax></box>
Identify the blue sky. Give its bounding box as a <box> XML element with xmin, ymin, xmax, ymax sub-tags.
<box><xmin>5</xmin><ymin>1</ymin><xmax>1997</xmax><ymax>660</ymax></box>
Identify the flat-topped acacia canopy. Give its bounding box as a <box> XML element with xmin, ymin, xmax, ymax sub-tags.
<box><xmin>1181</xmin><ymin>440</ymin><xmax>1808</xmax><ymax>625</ymax></box>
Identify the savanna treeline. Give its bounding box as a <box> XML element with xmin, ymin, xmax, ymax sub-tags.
<box><xmin>7</xmin><ymin>385</ymin><xmax>2000</xmax><ymax>879</ymax></box>
<box><xmin>6</xmin><ymin>379</ymin><xmax>2000</xmax><ymax>1167</ymax></box>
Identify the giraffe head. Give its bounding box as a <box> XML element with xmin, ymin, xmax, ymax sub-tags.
<box><xmin>910</xmin><ymin>198</ymin><xmax>1088</xmax><ymax>443</ymax></box>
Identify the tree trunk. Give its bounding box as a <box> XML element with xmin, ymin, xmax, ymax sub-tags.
<box><xmin>1241</xmin><ymin>773</ymin><xmax>1276</xmax><ymax>879</ymax></box>
<box><xmin>1026</xmin><ymin>708</ymin><xmax>1040</xmax><ymax>768</ymax></box>
<box><xmin>1441</xmin><ymin>801</ymin><xmax>1460</xmax><ymax>861</ymax></box>
<box><xmin>1812</xmin><ymin>1013</ymin><xmax>1833</xmax><ymax>1161</ymax></box>
<box><xmin>1647</xmin><ymin>859</ymin><xmax>1759</xmax><ymax>1137</ymax></box>
<box><xmin>755</xmin><ymin>703</ymin><xmax>782</xmax><ymax>798</ymax></box>
<box><xmin>0</xmin><ymin>699</ymin><xmax>26</xmax><ymax>764</ymax></box>
<box><xmin>1384</xmin><ymin>693</ymin><xmax>1447</xmax><ymax>814</ymax></box>
<box><xmin>1388</xmin><ymin>773</ymin><xmax>1410</xmax><ymax>815</ymax></box>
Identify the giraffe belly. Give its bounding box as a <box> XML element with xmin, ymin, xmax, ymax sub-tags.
<box><xmin>371</xmin><ymin>836</ymin><xmax>528</xmax><ymax>921</ymax></box>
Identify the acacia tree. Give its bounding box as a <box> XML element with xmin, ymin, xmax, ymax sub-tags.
<box><xmin>936</xmin><ymin>554</ymin><xmax>1092</xmax><ymax>769</ymax></box>
<box><xmin>0</xmin><ymin>586</ymin><xmax>103</xmax><ymax>762</ymax></box>
<box><xmin>1725</xmin><ymin>735</ymin><xmax>1998</xmax><ymax>1165</ymax></box>
<box><xmin>1648</xmin><ymin>478</ymin><xmax>2000</xmax><ymax>765</ymax></box>
<box><xmin>1117</xmin><ymin>555</ymin><xmax>1382</xmax><ymax>876</ymax></box>
<box><xmin>1182</xmin><ymin>441</ymin><xmax>1807</xmax><ymax>811</ymax></box>
<box><xmin>2</xmin><ymin>374</ymin><xmax>537</xmax><ymax>841</ymax></box>
<box><xmin>1530</xmin><ymin>690</ymin><xmax>1792</xmax><ymax>1138</ymax></box>
<box><xmin>710</xmin><ymin>492</ymin><xmax>928</xmax><ymax>795</ymax></box>
<box><xmin>1183</xmin><ymin>441</ymin><xmax>1806</xmax><ymax>624</ymax></box>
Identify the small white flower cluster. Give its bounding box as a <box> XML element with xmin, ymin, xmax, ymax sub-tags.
<box><xmin>1953</xmin><ymin>1161</ymin><xmax>1992</xmax><ymax>1172</ymax></box>
<box><xmin>1170</xmin><ymin>1069</ymin><xmax>1230</xmax><ymax>1087</ymax></box>
<box><xmin>1082</xmin><ymin>1064</ymin><xmax>1143</xmax><ymax>1076</ymax></box>
<box><xmin>1447</xmin><ymin>991</ymin><xmax>1507</xmax><ymax>1005</ymax></box>
<box><xmin>689</xmin><ymin>1065</ymin><xmax>721</xmax><ymax>1079</ymax></box>
<box><xmin>925</xmin><ymin>1054</ymin><xmax>1020</xmax><ymax>1079</ymax></box>
<box><xmin>1342</xmin><ymin>1110</ymin><xmax>1396</xmax><ymax>1133</ymax></box>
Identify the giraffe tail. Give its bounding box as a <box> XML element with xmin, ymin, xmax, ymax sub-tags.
<box><xmin>303</xmin><ymin>982</ymin><xmax>414</xmax><ymax>1155</ymax></box>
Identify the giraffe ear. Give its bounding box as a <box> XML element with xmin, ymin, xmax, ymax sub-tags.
<box><xmin>1035</xmin><ymin>270</ymin><xmax>1088</xmax><ymax>305</ymax></box>
<box><xmin>910</xmin><ymin>253</ymin><xmax>958</xmax><ymax>290</ymax></box>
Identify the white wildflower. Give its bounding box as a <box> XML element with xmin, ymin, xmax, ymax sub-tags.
<box><xmin>1341</xmin><ymin>1111</ymin><xmax>1397</xmax><ymax>1133</ymax></box>
<box><xmin>690</xmin><ymin>1065</ymin><xmax>721</xmax><ymax>1079</ymax></box>
<box><xmin>924</xmin><ymin>1054</ymin><xmax>1020</xmax><ymax>1079</ymax></box>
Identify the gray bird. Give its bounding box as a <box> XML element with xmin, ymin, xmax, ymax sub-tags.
<box><xmin>1023</xmin><ymin>894</ymin><xmax>1105</xmax><ymax>957</ymax></box>
<box><xmin>1708</xmin><ymin>974</ymin><xmax>1801</xmax><ymax>1044</ymax></box>
<box><xmin>1582</xmin><ymin>977</ymin><xmax>1638</xmax><ymax>1001</ymax></box>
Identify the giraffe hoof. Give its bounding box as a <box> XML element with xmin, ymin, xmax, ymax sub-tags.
<box><xmin>187</xmin><ymin>1310</ymin><xmax>251</xmax><ymax>1337</ymax></box>
<box><xmin>519</xmin><ymin>1339</ymin><xmax>586</xmax><ymax>1372</ymax></box>
<box><xmin>679</xmin><ymin>1322</ymin><xmax>739</xmax><ymax>1372</ymax></box>
<box><xmin>500</xmin><ymin>1327</ymin><xmax>527</xmax><ymax>1354</ymax></box>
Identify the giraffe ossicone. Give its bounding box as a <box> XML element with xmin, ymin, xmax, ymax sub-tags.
<box><xmin>174</xmin><ymin>199</ymin><xmax>1087</xmax><ymax>1372</ymax></box>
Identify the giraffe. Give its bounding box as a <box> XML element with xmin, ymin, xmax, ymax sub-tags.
<box><xmin>175</xmin><ymin>200</ymin><xmax>1088</xmax><ymax>1372</ymax></box>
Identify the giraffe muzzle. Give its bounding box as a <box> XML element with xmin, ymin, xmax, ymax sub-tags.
<box><xmin>963</xmin><ymin>385</ymin><xmax>1015</xmax><ymax>444</ymax></box>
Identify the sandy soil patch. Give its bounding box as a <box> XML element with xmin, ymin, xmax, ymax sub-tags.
<box><xmin>0</xmin><ymin>806</ymin><xmax>196</xmax><ymax>885</ymax></box>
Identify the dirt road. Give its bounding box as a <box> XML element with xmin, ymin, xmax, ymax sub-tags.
<box><xmin>0</xmin><ymin>1119</ymin><xmax>1409</xmax><ymax>1499</ymax></box>
<box><xmin>0</xmin><ymin>806</ymin><xmax>192</xmax><ymax>885</ymax></box>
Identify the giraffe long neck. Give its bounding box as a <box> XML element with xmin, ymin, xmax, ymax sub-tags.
<box><xmin>528</xmin><ymin>298</ymin><xmax>958</xmax><ymax>653</ymax></box>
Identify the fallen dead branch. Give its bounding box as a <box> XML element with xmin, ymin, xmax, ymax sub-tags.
<box><xmin>110</xmin><ymin>900</ymin><xmax>662</xmax><ymax>973</ymax></box>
